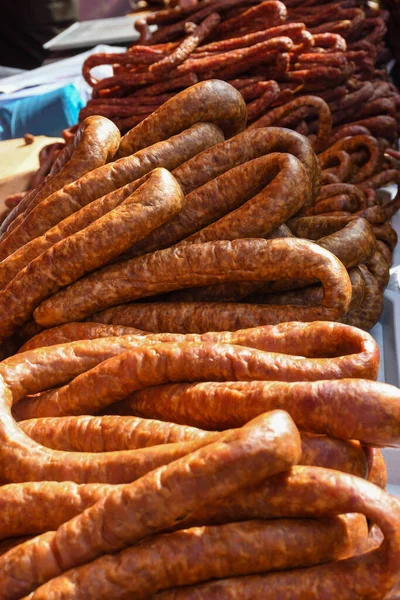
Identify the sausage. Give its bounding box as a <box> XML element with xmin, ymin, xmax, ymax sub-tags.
<box><xmin>129</xmin><ymin>153</ymin><xmax>308</xmax><ymax>257</ymax></box>
<box><xmin>117</xmin><ymin>80</ymin><xmax>247</xmax><ymax>158</ymax></box>
<box><xmin>25</xmin><ymin>515</ymin><xmax>368</xmax><ymax>600</ymax></box>
<box><xmin>372</xmin><ymin>223</ymin><xmax>398</xmax><ymax>252</ymax></box>
<box><xmin>0</xmin><ymin>168</ymin><xmax>184</xmax><ymax>343</ymax></box>
<box><xmin>172</xmin><ymin>127</ymin><xmax>321</xmax><ymax>203</ymax></box>
<box><xmin>376</xmin><ymin>240</ymin><xmax>392</xmax><ymax>267</ymax></box>
<box><xmin>320</xmin><ymin>150</ymin><xmax>354</xmax><ymax>182</ymax></box>
<box><xmin>114</xmin><ymin>377</ymin><xmax>400</xmax><ymax>446</ymax></box>
<box><xmin>153</xmin><ymin>466</ymin><xmax>400</xmax><ymax>599</ymax></box>
<box><xmin>248</xmin><ymin>95</ymin><xmax>333</xmax><ymax>153</ymax></box>
<box><xmin>365</xmin><ymin>447</ymin><xmax>388</xmax><ymax>489</ymax></box>
<box><xmin>0</xmin><ymin>482</ymin><xmax>116</xmax><ymax>540</ymax></box>
<box><xmin>0</xmin><ymin>116</ymin><xmax>120</xmax><ymax>237</ymax></box>
<box><xmin>288</xmin><ymin>215</ymin><xmax>362</xmax><ymax>239</ymax></box>
<box><xmin>315</xmin><ymin>183</ymin><xmax>367</xmax><ymax>209</ymax></box>
<box><xmin>341</xmin><ymin>266</ymin><xmax>383</xmax><ymax>331</ymax></box>
<box><xmin>0</xmin><ymin>410</ymin><xmax>301</xmax><ymax>599</ymax></box>
<box><xmin>19</xmin><ymin>414</ymin><xmax>368</xmax><ymax>479</ymax></box>
<box><xmin>365</xmin><ymin>251</ymin><xmax>390</xmax><ymax>291</ymax></box>
<box><xmin>245</xmin><ymin>267</ymin><xmax>365</xmax><ymax>313</ymax></box>
<box><xmin>318</xmin><ymin>135</ymin><xmax>383</xmax><ymax>184</ymax></box>
<box><xmin>14</xmin><ymin>331</ymin><xmax>378</xmax><ymax>421</ymax></box>
<box><xmin>0</xmin><ymin>123</ymin><xmax>223</xmax><ymax>264</ymax></box>
<box><xmin>304</xmin><ymin>194</ymin><xmax>360</xmax><ymax>215</ymax></box>
<box><xmin>33</xmin><ymin>238</ymin><xmax>352</xmax><ymax>327</ymax></box>
<box><xmin>1</xmin><ymin>322</ymin><xmax>379</xmax><ymax>401</ymax></box>
<box><xmin>18</xmin><ymin>323</ymin><xmax>146</xmax><ymax>353</ymax></box>
<box><xmin>19</xmin><ymin>415</ymin><xmax>216</xmax><ymax>451</ymax></box>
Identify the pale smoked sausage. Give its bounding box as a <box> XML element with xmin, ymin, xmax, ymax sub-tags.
<box><xmin>0</xmin><ymin>410</ymin><xmax>301</xmax><ymax>599</ymax></box>
<box><xmin>113</xmin><ymin>378</ymin><xmax>400</xmax><ymax>447</ymax></box>
<box><xmin>0</xmin><ymin>116</ymin><xmax>120</xmax><ymax>236</ymax></box>
<box><xmin>117</xmin><ymin>80</ymin><xmax>247</xmax><ymax>158</ymax></box>
<box><xmin>33</xmin><ymin>238</ymin><xmax>351</xmax><ymax>327</ymax></box>
<box><xmin>25</xmin><ymin>515</ymin><xmax>368</xmax><ymax>600</ymax></box>
<box><xmin>18</xmin><ymin>323</ymin><xmax>146</xmax><ymax>352</ymax></box>
<box><xmin>0</xmin><ymin>123</ymin><xmax>222</xmax><ymax>263</ymax></box>
<box><xmin>172</xmin><ymin>127</ymin><xmax>321</xmax><ymax>202</ymax></box>
<box><xmin>0</xmin><ymin>168</ymin><xmax>184</xmax><ymax>342</ymax></box>
<box><xmin>1</xmin><ymin>323</ymin><xmax>379</xmax><ymax>402</ymax></box>
<box><xmin>155</xmin><ymin>466</ymin><xmax>400</xmax><ymax>600</ymax></box>
<box><xmin>130</xmin><ymin>153</ymin><xmax>308</xmax><ymax>256</ymax></box>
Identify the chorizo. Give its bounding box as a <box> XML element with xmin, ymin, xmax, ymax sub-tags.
<box><xmin>0</xmin><ymin>168</ymin><xmax>184</xmax><ymax>342</ymax></box>
<box><xmin>117</xmin><ymin>80</ymin><xmax>247</xmax><ymax>158</ymax></box>
<box><xmin>0</xmin><ymin>410</ymin><xmax>301</xmax><ymax>599</ymax></box>
<box><xmin>33</xmin><ymin>238</ymin><xmax>352</xmax><ymax>327</ymax></box>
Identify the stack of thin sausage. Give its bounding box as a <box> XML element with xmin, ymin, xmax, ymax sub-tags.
<box><xmin>0</xmin><ymin>319</ymin><xmax>398</xmax><ymax>598</ymax></box>
<box><xmin>0</xmin><ymin>79</ymin><xmax>397</xmax><ymax>354</ymax></box>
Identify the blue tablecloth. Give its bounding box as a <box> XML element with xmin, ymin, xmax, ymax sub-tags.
<box><xmin>0</xmin><ymin>82</ymin><xmax>83</xmax><ymax>140</ymax></box>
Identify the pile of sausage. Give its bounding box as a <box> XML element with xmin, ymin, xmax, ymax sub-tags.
<box><xmin>0</xmin><ymin>79</ymin><xmax>396</xmax><ymax>356</ymax></box>
<box><xmin>79</xmin><ymin>0</ymin><xmax>399</xmax><ymax>137</ymax></box>
<box><xmin>0</xmin><ymin>319</ymin><xmax>399</xmax><ymax>598</ymax></box>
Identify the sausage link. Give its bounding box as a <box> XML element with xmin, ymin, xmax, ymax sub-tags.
<box><xmin>245</xmin><ymin>267</ymin><xmax>365</xmax><ymax>313</ymax></box>
<box><xmin>26</xmin><ymin>515</ymin><xmax>368</xmax><ymax>600</ymax></box>
<box><xmin>320</xmin><ymin>150</ymin><xmax>354</xmax><ymax>182</ymax></box>
<box><xmin>117</xmin><ymin>80</ymin><xmax>247</xmax><ymax>158</ymax></box>
<box><xmin>19</xmin><ymin>323</ymin><xmax>146</xmax><ymax>352</ymax></box>
<box><xmin>114</xmin><ymin>377</ymin><xmax>400</xmax><ymax>446</ymax></box>
<box><xmin>0</xmin><ymin>169</ymin><xmax>184</xmax><ymax>343</ymax></box>
<box><xmin>0</xmin><ymin>410</ymin><xmax>301</xmax><ymax>599</ymax></box>
<box><xmin>248</xmin><ymin>95</ymin><xmax>332</xmax><ymax>153</ymax></box>
<box><xmin>0</xmin><ymin>123</ymin><xmax>223</xmax><ymax>264</ymax></box>
<box><xmin>365</xmin><ymin>251</ymin><xmax>390</xmax><ymax>291</ymax></box>
<box><xmin>366</xmin><ymin>448</ymin><xmax>388</xmax><ymax>489</ymax></box>
<box><xmin>376</xmin><ymin>240</ymin><xmax>392</xmax><ymax>267</ymax></box>
<box><xmin>0</xmin><ymin>116</ymin><xmax>120</xmax><ymax>236</ymax></box>
<box><xmin>372</xmin><ymin>223</ymin><xmax>398</xmax><ymax>252</ymax></box>
<box><xmin>0</xmin><ymin>482</ymin><xmax>116</xmax><ymax>540</ymax></box>
<box><xmin>288</xmin><ymin>215</ymin><xmax>361</xmax><ymax>239</ymax></box>
<box><xmin>305</xmin><ymin>193</ymin><xmax>359</xmax><ymax>215</ymax></box>
<box><xmin>1</xmin><ymin>322</ymin><xmax>379</xmax><ymax>401</ymax></box>
<box><xmin>315</xmin><ymin>183</ymin><xmax>367</xmax><ymax>208</ymax></box>
<box><xmin>300</xmin><ymin>436</ymin><xmax>367</xmax><ymax>478</ymax></box>
<box><xmin>20</xmin><ymin>415</ymin><xmax>215</xmax><ymax>451</ymax></box>
<box><xmin>130</xmin><ymin>153</ymin><xmax>309</xmax><ymax>256</ymax></box>
<box><xmin>33</xmin><ymin>238</ymin><xmax>352</xmax><ymax>327</ymax></box>
<box><xmin>318</xmin><ymin>135</ymin><xmax>383</xmax><ymax>184</ymax></box>
<box><xmin>172</xmin><ymin>127</ymin><xmax>321</xmax><ymax>203</ymax></box>
<box><xmin>341</xmin><ymin>266</ymin><xmax>383</xmax><ymax>331</ymax></box>
<box><xmin>153</xmin><ymin>466</ymin><xmax>400</xmax><ymax>599</ymax></box>
<box><xmin>14</xmin><ymin>335</ymin><xmax>372</xmax><ymax>420</ymax></box>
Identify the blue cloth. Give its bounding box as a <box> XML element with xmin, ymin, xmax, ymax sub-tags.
<box><xmin>0</xmin><ymin>83</ymin><xmax>83</xmax><ymax>140</ymax></box>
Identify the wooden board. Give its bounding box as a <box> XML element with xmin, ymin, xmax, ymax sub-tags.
<box><xmin>0</xmin><ymin>136</ymin><xmax>63</xmax><ymax>210</ymax></box>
